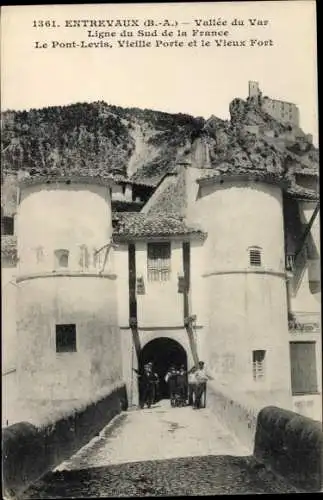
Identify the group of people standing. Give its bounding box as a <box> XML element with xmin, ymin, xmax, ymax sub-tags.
<box><xmin>165</xmin><ymin>361</ymin><xmax>208</xmax><ymax>409</ymax></box>
<box><xmin>134</xmin><ymin>360</ymin><xmax>208</xmax><ymax>410</ymax></box>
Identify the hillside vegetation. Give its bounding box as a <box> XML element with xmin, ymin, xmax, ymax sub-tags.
<box><xmin>1</xmin><ymin>102</ymin><xmax>204</xmax><ymax>182</ymax></box>
<box><xmin>1</xmin><ymin>98</ymin><xmax>319</xmax><ymax>187</ymax></box>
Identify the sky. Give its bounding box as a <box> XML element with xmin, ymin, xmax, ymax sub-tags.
<box><xmin>1</xmin><ymin>2</ymin><xmax>319</xmax><ymax>145</ymax></box>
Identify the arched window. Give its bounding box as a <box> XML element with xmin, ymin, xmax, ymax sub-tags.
<box><xmin>249</xmin><ymin>246</ymin><xmax>262</xmax><ymax>267</ymax></box>
<box><xmin>55</xmin><ymin>249</ymin><xmax>69</xmax><ymax>269</ymax></box>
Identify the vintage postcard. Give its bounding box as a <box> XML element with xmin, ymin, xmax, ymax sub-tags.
<box><xmin>1</xmin><ymin>1</ymin><xmax>321</xmax><ymax>498</ymax></box>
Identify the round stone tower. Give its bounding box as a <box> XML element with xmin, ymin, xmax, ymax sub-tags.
<box><xmin>15</xmin><ymin>176</ymin><xmax>122</xmax><ymax>417</ymax></box>
<box><xmin>187</xmin><ymin>170</ymin><xmax>292</xmax><ymax>407</ymax></box>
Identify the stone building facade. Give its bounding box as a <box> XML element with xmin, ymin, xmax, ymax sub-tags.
<box><xmin>248</xmin><ymin>81</ymin><xmax>300</xmax><ymax>127</ymax></box>
<box><xmin>1</xmin><ymin>95</ymin><xmax>321</xmax><ymax>425</ymax></box>
<box><xmin>1</xmin><ymin>160</ymin><xmax>321</xmax><ymax>424</ymax></box>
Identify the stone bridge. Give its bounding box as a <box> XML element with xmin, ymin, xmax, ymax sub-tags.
<box><xmin>3</xmin><ymin>384</ymin><xmax>323</xmax><ymax>498</ymax></box>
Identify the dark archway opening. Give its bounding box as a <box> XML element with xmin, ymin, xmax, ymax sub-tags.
<box><xmin>139</xmin><ymin>337</ymin><xmax>187</xmax><ymax>400</ymax></box>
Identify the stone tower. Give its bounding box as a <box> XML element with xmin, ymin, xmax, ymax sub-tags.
<box><xmin>185</xmin><ymin>168</ymin><xmax>293</xmax><ymax>408</ymax></box>
<box><xmin>248</xmin><ymin>81</ymin><xmax>260</xmax><ymax>99</ymax></box>
<box><xmin>15</xmin><ymin>176</ymin><xmax>122</xmax><ymax>419</ymax></box>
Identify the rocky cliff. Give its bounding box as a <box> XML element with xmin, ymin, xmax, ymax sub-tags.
<box><xmin>1</xmin><ymin>97</ymin><xmax>319</xmax><ymax>196</ymax></box>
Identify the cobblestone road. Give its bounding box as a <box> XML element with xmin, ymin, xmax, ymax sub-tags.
<box><xmin>23</xmin><ymin>400</ymin><xmax>298</xmax><ymax>497</ymax></box>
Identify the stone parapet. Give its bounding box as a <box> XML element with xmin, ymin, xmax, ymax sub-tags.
<box><xmin>2</xmin><ymin>385</ymin><xmax>128</xmax><ymax>499</ymax></box>
<box><xmin>254</xmin><ymin>406</ymin><xmax>323</xmax><ymax>491</ymax></box>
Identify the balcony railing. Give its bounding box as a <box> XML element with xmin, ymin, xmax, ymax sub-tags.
<box><xmin>288</xmin><ymin>313</ymin><xmax>320</xmax><ymax>333</ymax></box>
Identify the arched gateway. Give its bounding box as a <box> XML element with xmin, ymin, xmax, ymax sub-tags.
<box><xmin>139</xmin><ymin>338</ymin><xmax>187</xmax><ymax>399</ymax></box>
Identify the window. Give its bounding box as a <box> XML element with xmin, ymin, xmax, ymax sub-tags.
<box><xmin>252</xmin><ymin>350</ymin><xmax>266</xmax><ymax>381</ymax></box>
<box><xmin>147</xmin><ymin>242</ymin><xmax>171</xmax><ymax>281</ymax></box>
<box><xmin>290</xmin><ymin>342</ymin><xmax>318</xmax><ymax>395</ymax></box>
<box><xmin>1</xmin><ymin>216</ymin><xmax>14</xmax><ymax>235</ymax></box>
<box><xmin>56</xmin><ymin>324</ymin><xmax>76</xmax><ymax>353</ymax></box>
<box><xmin>249</xmin><ymin>247</ymin><xmax>262</xmax><ymax>266</ymax></box>
<box><xmin>54</xmin><ymin>249</ymin><xmax>69</xmax><ymax>269</ymax></box>
<box><xmin>286</xmin><ymin>254</ymin><xmax>295</xmax><ymax>272</ymax></box>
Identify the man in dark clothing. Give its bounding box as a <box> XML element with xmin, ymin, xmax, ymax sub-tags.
<box><xmin>165</xmin><ymin>366</ymin><xmax>179</xmax><ymax>407</ymax></box>
<box><xmin>134</xmin><ymin>363</ymin><xmax>158</xmax><ymax>408</ymax></box>
<box><xmin>147</xmin><ymin>362</ymin><xmax>159</xmax><ymax>404</ymax></box>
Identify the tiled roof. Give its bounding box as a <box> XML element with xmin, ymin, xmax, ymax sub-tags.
<box><xmin>197</xmin><ymin>169</ymin><xmax>290</xmax><ymax>188</ymax></box>
<box><xmin>293</xmin><ymin>165</ymin><xmax>319</xmax><ymax>176</ymax></box>
<box><xmin>18</xmin><ymin>174</ymin><xmax>114</xmax><ymax>188</ymax></box>
<box><xmin>113</xmin><ymin>174</ymin><xmax>156</xmax><ymax>187</ymax></box>
<box><xmin>285</xmin><ymin>185</ymin><xmax>319</xmax><ymax>201</ymax></box>
<box><xmin>1</xmin><ymin>236</ymin><xmax>17</xmax><ymax>261</ymax></box>
<box><xmin>143</xmin><ymin>172</ymin><xmax>186</xmax><ymax>216</ymax></box>
<box><xmin>129</xmin><ymin>164</ymin><xmax>179</xmax><ymax>188</ymax></box>
<box><xmin>113</xmin><ymin>212</ymin><xmax>205</xmax><ymax>240</ymax></box>
<box><xmin>128</xmin><ymin>178</ymin><xmax>157</xmax><ymax>187</ymax></box>
<box><xmin>197</xmin><ymin>168</ymin><xmax>319</xmax><ymax>200</ymax></box>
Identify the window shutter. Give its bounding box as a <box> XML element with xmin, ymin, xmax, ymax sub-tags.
<box><xmin>147</xmin><ymin>242</ymin><xmax>171</xmax><ymax>281</ymax></box>
<box><xmin>250</xmin><ymin>249</ymin><xmax>262</xmax><ymax>266</ymax></box>
<box><xmin>290</xmin><ymin>342</ymin><xmax>317</xmax><ymax>395</ymax></box>
<box><xmin>252</xmin><ymin>350</ymin><xmax>266</xmax><ymax>380</ymax></box>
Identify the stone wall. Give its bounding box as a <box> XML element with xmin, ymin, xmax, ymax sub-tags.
<box><xmin>207</xmin><ymin>382</ymin><xmax>323</xmax><ymax>492</ymax></box>
<box><xmin>2</xmin><ymin>385</ymin><xmax>127</xmax><ymax>499</ymax></box>
<box><xmin>254</xmin><ymin>406</ymin><xmax>323</xmax><ymax>491</ymax></box>
<box><xmin>206</xmin><ymin>380</ymin><xmax>260</xmax><ymax>452</ymax></box>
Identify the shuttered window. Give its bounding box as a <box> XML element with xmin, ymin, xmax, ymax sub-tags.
<box><xmin>252</xmin><ymin>350</ymin><xmax>266</xmax><ymax>381</ymax></box>
<box><xmin>249</xmin><ymin>248</ymin><xmax>262</xmax><ymax>266</ymax></box>
<box><xmin>290</xmin><ymin>342</ymin><xmax>318</xmax><ymax>395</ymax></box>
<box><xmin>147</xmin><ymin>242</ymin><xmax>171</xmax><ymax>281</ymax></box>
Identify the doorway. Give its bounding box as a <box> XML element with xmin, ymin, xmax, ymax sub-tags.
<box><xmin>139</xmin><ymin>337</ymin><xmax>187</xmax><ymax>400</ymax></box>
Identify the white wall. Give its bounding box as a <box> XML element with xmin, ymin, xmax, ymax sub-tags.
<box><xmin>17</xmin><ymin>182</ymin><xmax>112</xmax><ymax>275</ymax></box>
<box><xmin>115</xmin><ymin>244</ymin><xmax>130</xmax><ymax>327</ymax></box>
<box><xmin>186</xmin><ymin>177</ymin><xmax>292</xmax><ymax>406</ymax></box>
<box><xmin>16</xmin><ymin>275</ymin><xmax>122</xmax><ymax>403</ymax></box>
<box><xmin>15</xmin><ymin>180</ymin><xmax>122</xmax><ymax>420</ymax></box>
<box><xmin>2</xmin><ymin>264</ymin><xmax>18</xmax><ymax>371</ymax></box>
<box><xmin>195</xmin><ymin>181</ymin><xmax>285</xmax><ymax>271</ymax></box>
<box><xmin>136</xmin><ymin>241</ymin><xmax>184</xmax><ymax>328</ymax></box>
<box><xmin>2</xmin><ymin>258</ymin><xmax>19</xmax><ymax>425</ymax></box>
<box><xmin>111</xmin><ymin>184</ymin><xmax>124</xmax><ymax>201</ymax></box>
<box><xmin>288</xmin><ymin>201</ymin><xmax>321</xmax><ymax>421</ymax></box>
<box><xmin>2</xmin><ymin>369</ymin><xmax>18</xmax><ymax>426</ymax></box>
